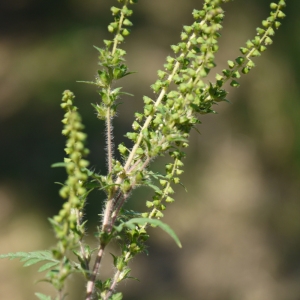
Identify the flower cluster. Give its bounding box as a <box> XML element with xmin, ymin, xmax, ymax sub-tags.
<box><xmin>120</xmin><ymin>0</ymin><xmax>225</xmax><ymax>220</ymax></box>
<box><xmin>108</xmin><ymin>0</ymin><xmax>137</xmax><ymax>47</ymax></box>
<box><xmin>208</xmin><ymin>0</ymin><xmax>286</xmax><ymax>102</ymax></box>
<box><xmin>48</xmin><ymin>90</ymin><xmax>90</xmax><ymax>292</ymax></box>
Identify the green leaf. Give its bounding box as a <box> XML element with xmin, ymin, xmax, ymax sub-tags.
<box><xmin>0</xmin><ymin>251</ymin><xmax>59</xmax><ymax>269</ymax></box>
<box><xmin>35</xmin><ymin>293</ymin><xmax>52</xmax><ymax>300</ymax></box>
<box><xmin>38</xmin><ymin>261</ymin><xmax>60</xmax><ymax>272</ymax></box>
<box><xmin>51</xmin><ymin>162</ymin><xmax>67</xmax><ymax>168</ymax></box>
<box><xmin>110</xmin><ymin>253</ymin><xmax>118</xmax><ymax>267</ymax></box>
<box><xmin>23</xmin><ymin>258</ymin><xmax>43</xmax><ymax>267</ymax></box>
<box><xmin>93</xmin><ymin>45</ymin><xmax>103</xmax><ymax>52</ymax></box>
<box><xmin>118</xmin><ymin>267</ymin><xmax>131</xmax><ymax>282</ymax></box>
<box><xmin>115</xmin><ymin>218</ymin><xmax>182</xmax><ymax>248</ymax></box>
<box><xmin>146</xmin><ymin>183</ymin><xmax>162</xmax><ymax>194</ymax></box>
<box><xmin>76</xmin><ymin>81</ymin><xmax>99</xmax><ymax>86</ymax></box>
<box><xmin>110</xmin><ymin>292</ymin><xmax>123</xmax><ymax>300</ymax></box>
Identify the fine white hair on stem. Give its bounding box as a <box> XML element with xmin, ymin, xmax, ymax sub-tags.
<box><xmin>106</xmin><ymin>111</ymin><xmax>114</xmax><ymax>174</ymax></box>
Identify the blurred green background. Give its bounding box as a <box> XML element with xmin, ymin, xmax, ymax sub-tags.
<box><xmin>0</xmin><ymin>0</ymin><xmax>300</xmax><ymax>299</ymax></box>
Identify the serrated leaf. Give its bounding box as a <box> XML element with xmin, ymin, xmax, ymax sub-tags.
<box><xmin>23</xmin><ymin>258</ymin><xmax>43</xmax><ymax>267</ymax></box>
<box><xmin>35</xmin><ymin>293</ymin><xmax>52</xmax><ymax>300</ymax></box>
<box><xmin>38</xmin><ymin>261</ymin><xmax>60</xmax><ymax>272</ymax></box>
<box><xmin>0</xmin><ymin>251</ymin><xmax>59</xmax><ymax>269</ymax></box>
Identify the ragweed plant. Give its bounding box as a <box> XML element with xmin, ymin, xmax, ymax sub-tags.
<box><xmin>0</xmin><ymin>0</ymin><xmax>287</xmax><ymax>299</ymax></box>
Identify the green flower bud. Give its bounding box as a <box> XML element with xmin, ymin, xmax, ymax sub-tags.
<box><xmin>79</xmin><ymin>159</ymin><xmax>89</xmax><ymax>168</ymax></box>
<box><xmin>146</xmin><ymin>201</ymin><xmax>154</xmax><ymax>208</ymax></box>
<box><xmin>122</xmin><ymin>28</ymin><xmax>131</xmax><ymax>36</ymax></box>
<box><xmin>136</xmin><ymin>148</ymin><xmax>144</xmax><ymax>155</ymax></box>
<box><xmin>227</xmin><ymin>60</ymin><xmax>235</xmax><ymax>69</ymax></box>
<box><xmin>264</xmin><ymin>36</ymin><xmax>273</xmax><ymax>45</ymax></box>
<box><xmin>230</xmin><ymin>80</ymin><xmax>240</xmax><ymax>88</ymax></box>
<box><xmin>262</xmin><ymin>20</ymin><xmax>270</xmax><ymax>28</ymax></box>
<box><xmin>123</xmin><ymin>19</ymin><xmax>133</xmax><ymax>26</ymax></box>
<box><xmin>155</xmin><ymin>211</ymin><xmax>164</xmax><ymax>218</ymax></box>
<box><xmin>240</xmin><ymin>47</ymin><xmax>249</xmax><ymax>54</ymax></box>
<box><xmin>121</xmin><ymin>179</ymin><xmax>131</xmax><ymax>193</ymax></box>
<box><xmin>165</xmin><ymin>196</ymin><xmax>175</xmax><ymax>203</ymax></box>
<box><xmin>126</xmin><ymin>132</ymin><xmax>138</xmax><ymax>141</ymax></box>
<box><xmin>153</xmin><ymin>200</ymin><xmax>161</xmax><ymax>206</ymax></box>
<box><xmin>59</xmin><ymin>186</ymin><xmax>69</xmax><ymax>199</ymax></box>
<box><xmin>77</xmin><ymin>187</ymin><xmax>86</xmax><ymax>196</ymax></box>
<box><xmin>277</xmin><ymin>11</ymin><xmax>286</xmax><ymax>18</ymax></box>
<box><xmin>171</xmin><ymin>45</ymin><xmax>180</xmax><ymax>53</ymax></box>
<box><xmin>111</xmin><ymin>6</ymin><xmax>120</xmax><ymax>15</ymax></box>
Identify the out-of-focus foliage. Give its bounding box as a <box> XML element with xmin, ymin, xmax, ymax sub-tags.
<box><xmin>0</xmin><ymin>0</ymin><xmax>299</xmax><ymax>299</ymax></box>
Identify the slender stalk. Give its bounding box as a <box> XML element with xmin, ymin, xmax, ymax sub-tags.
<box><xmin>103</xmin><ymin>270</ymin><xmax>121</xmax><ymax>300</ymax></box>
<box><xmin>85</xmin><ymin>2</ymin><xmax>132</xmax><ymax>295</ymax></box>
<box><xmin>76</xmin><ymin>209</ymin><xmax>90</xmax><ymax>272</ymax></box>
<box><xmin>85</xmin><ymin>246</ymin><xmax>105</xmax><ymax>300</ymax></box>
<box><xmin>102</xmin><ymin>90</ymin><xmax>115</xmax><ymax>231</ymax></box>
<box><xmin>86</xmin><ymin>98</ymin><xmax>114</xmax><ymax>300</ymax></box>
<box><xmin>103</xmin><ymin>252</ymin><xmax>131</xmax><ymax>300</ymax></box>
<box><xmin>112</xmin><ymin>0</ymin><xmax>129</xmax><ymax>55</ymax></box>
<box><xmin>106</xmin><ymin>108</ymin><xmax>113</xmax><ymax>174</ymax></box>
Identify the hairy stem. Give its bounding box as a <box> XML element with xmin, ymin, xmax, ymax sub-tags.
<box><xmin>102</xmin><ymin>101</ymin><xmax>115</xmax><ymax>231</ymax></box>
<box><xmin>104</xmin><ymin>270</ymin><xmax>120</xmax><ymax>300</ymax></box>
<box><xmin>106</xmin><ymin>107</ymin><xmax>113</xmax><ymax>174</ymax></box>
<box><xmin>86</xmin><ymin>101</ymin><xmax>115</xmax><ymax>299</ymax></box>
<box><xmin>104</xmin><ymin>252</ymin><xmax>131</xmax><ymax>300</ymax></box>
<box><xmin>85</xmin><ymin>246</ymin><xmax>105</xmax><ymax>300</ymax></box>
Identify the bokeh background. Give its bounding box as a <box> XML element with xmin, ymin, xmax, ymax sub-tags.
<box><xmin>1</xmin><ymin>0</ymin><xmax>300</xmax><ymax>299</ymax></box>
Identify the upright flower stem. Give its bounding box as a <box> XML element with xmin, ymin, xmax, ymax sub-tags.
<box><xmin>86</xmin><ymin>105</ymin><xmax>114</xmax><ymax>299</ymax></box>
<box><xmin>106</xmin><ymin>107</ymin><xmax>113</xmax><ymax>174</ymax></box>
<box><xmin>102</xmin><ymin>106</ymin><xmax>114</xmax><ymax>231</ymax></box>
